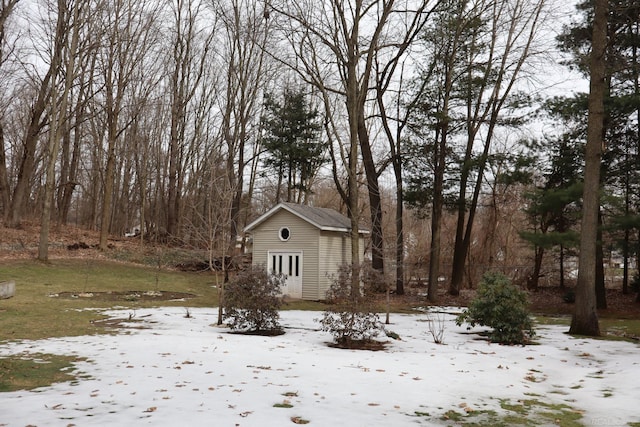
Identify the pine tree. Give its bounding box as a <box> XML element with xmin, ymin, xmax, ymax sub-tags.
<box><xmin>261</xmin><ymin>89</ymin><xmax>324</xmax><ymax>204</ymax></box>
<box><xmin>520</xmin><ymin>129</ymin><xmax>583</xmax><ymax>290</ymax></box>
<box><xmin>558</xmin><ymin>0</ymin><xmax>640</xmax><ymax>308</ymax></box>
<box><xmin>569</xmin><ymin>0</ymin><xmax>608</xmax><ymax>337</ymax></box>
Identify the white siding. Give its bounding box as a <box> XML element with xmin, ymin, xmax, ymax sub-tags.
<box><xmin>317</xmin><ymin>231</ymin><xmax>346</xmax><ymax>298</ymax></box>
<box><xmin>250</xmin><ymin>210</ymin><xmax>320</xmax><ymax>300</ymax></box>
<box><xmin>249</xmin><ymin>208</ymin><xmax>368</xmax><ymax>300</ymax></box>
<box><xmin>317</xmin><ymin>232</ymin><xmax>367</xmax><ymax>299</ymax></box>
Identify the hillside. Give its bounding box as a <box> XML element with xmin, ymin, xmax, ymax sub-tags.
<box><xmin>0</xmin><ymin>221</ymin><xmax>138</xmax><ymax>262</ymax></box>
<box><xmin>0</xmin><ymin>221</ymin><xmax>637</xmax><ymax>318</ymax></box>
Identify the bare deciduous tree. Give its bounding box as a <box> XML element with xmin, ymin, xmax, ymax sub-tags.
<box><xmin>166</xmin><ymin>0</ymin><xmax>216</xmax><ymax>239</ymax></box>
<box><xmin>6</xmin><ymin>1</ymin><xmax>64</xmax><ymax>227</ymax></box>
<box><xmin>0</xmin><ymin>0</ymin><xmax>20</xmax><ymax>215</ymax></box>
<box><xmin>273</xmin><ymin>0</ymin><xmax>431</xmax><ymax>291</ymax></box>
<box><xmin>39</xmin><ymin>0</ymin><xmax>84</xmax><ymax>261</ymax></box>
<box><xmin>448</xmin><ymin>0</ymin><xmax>548</xmax><ymax>295</ymax></box>
<box><xmin>214</xmin><ymin>0</ymin><xmax>274</xmax><ymax>255</ymax></box>
<box><xmin>373</xmin><ymin>2</ymin><xmax>439</xmax><ymax>294</ymax></box>
<box><xmin>96</xmin><ymin>0</ymin><xmax>162</xmax><ymax>249</ymax></box>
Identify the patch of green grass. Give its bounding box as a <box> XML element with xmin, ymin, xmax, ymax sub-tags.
<box><xmin>500</xmin><ymin>399</ymin><xmax>583</xmax><ymax>427</ymax></box>
<box><xmin>108</xmin><ymin>247</ymin><xmax>208</xmax><ymax>268</ymax></box>
<box><xmin>434</xmin><ymin>398</ymin><xmax>584</xmax><ymax>426</ymax></box>
<box><xmin>442</xmin><ymin>409</ymin><xmax>465</xmax><ymax>422</ymax></box>
<box><xmin>600</xmin><ymin>317</ymin><xmax>640</xmax><ymax>339</ymax></box>
<box><xmin>274</xmin><ymin>402</ymin><xmax>294</xmax><ymax>408</ymax></box>
<box><xmin>534</xmin><ymin>315</ymin><xmax>571</xmax><ymax>326</ymax></box>
<box><xmin>282</xmin><ymin>299</ymin><xmax>328</xmax><ymax>311</ymax></box>
<box><xmin>0</xmin><ymin>259</ymin><xmax>220</xmax><ymax>342</ymax></box>
<box><xmin>500</xmin><ymin>401</ymin><xmax>527</xmax><ymax>414</ymax></box>
<box><xmin>535</xmin><ymin>315</ymin><xmax>640</xmax><ymax>342</ymax></box>
<box><xmin>0</xmin><ymin>353</ymin><xmax>87</xmax><ymax>392</ymax></box>
<box><xmin>440</xmin><ymin>408</ymin><xmax>501</xmax><ymax>426</ymax></box>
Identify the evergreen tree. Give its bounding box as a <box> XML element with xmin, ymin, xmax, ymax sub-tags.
<box><xmin>520</xmin><ymin>125</ymin><xmax>583</xmax><ymax>290</ymax></box>
<box><xmin>557</xmin><ymin>0</ymin><xmax>640</xmax><ymax>307</ymax></box>
<box><xmin>568</xmin><ymin>0</ymin><xmax>608</xmax><ymax>337</ymax></box>
<box><xmin>261</xmin><ymin>89</ymin><xmax>324</xmax><ymax>204</ymax></box>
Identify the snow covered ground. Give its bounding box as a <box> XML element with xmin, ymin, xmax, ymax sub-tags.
<box><xmin>0</xmin><ymin>307</ymin><xmax>638</xmax><ymax>426</ymax></box>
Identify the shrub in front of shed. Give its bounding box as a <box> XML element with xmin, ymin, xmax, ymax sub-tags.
<box><xmin>319</xmin><ymin>263</ymin><xmax>384</xmax><ymax>348</ymax></box>
<box><xmin>223</xmin><ymin>265</ymin><xmax>285</xmax><ymax>335</ymax></box>
<box><xmin>456</xmin><ymin>272</ymin><xmax>535</xmax><ymax>345</ymax></box>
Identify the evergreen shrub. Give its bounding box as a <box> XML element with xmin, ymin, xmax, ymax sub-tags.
<box><xmin>456</xmin><ymin>272</ymin><xmax>535</xmax><ymax>345</ymax></box>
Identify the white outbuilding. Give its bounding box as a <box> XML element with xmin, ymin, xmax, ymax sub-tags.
<box><xmin>243</xmin><ymin>202</ymin><xmax>368</xmax><ymax>300</ymax></box>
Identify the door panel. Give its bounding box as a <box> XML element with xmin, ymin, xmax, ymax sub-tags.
<box><xmin>268</xmin><ymin>251</ymin><xmax>303</xmax><ymax>298</ymax></box>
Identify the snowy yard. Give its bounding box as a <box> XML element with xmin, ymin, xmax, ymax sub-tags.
<box><xmin>1</xmin><ymin>307</ymin><xmax>638</xmax><ymax>426</ymax></box>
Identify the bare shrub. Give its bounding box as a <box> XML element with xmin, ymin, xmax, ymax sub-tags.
<box><xmin>318</xmin><ymin>264</ymin><xmax>384</xmax><ymax>348</ymax></box>
<box><xmin>426</xmin><ymin>311</ymin><xmax>446</xmax><ymax>344</ymax></box>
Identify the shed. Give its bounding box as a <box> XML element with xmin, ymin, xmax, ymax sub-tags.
<box><xmin>244</xmin><ymin>202</ymin><xmax>368</xmax><ymax>300</ymax></box>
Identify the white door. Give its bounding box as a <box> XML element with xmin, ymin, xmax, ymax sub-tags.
<box><xmin>268</xmin><ymin>251</ymin><xmax>303</xmax><ymax>299</ymax></box>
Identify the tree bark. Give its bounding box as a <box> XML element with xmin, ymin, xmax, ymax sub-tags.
<box><xmin>357</xmin><ymin>110</ymin><xmax>383</xmax><ymax>273</ymax></box>
<box><xmin>449</xmin><ymin>0</ymin><xmax>545</xmax><ymax>295</ymax></box>
<box><xmin>40</xmin><ymin>0</ymin><xmax>81</xmax><ymax>261</ymax></box>
<box><xmin>570</xmin><ymin>0</ymin><xmax>606</xmax><ymax>337</ymax></box>
<box><xmin>0</xmin><ymin>1</ymin><xmax>19</xmax><ymax>217</ymax></box>
<box><xmin>428</xmin><ymin>120</ymin><xmax>448</xmax><ymax>302</ymax></box>
<box><xmin>595</xmin><ymin>213</ymin><xmax>606</xmax><ymax>309</ymax></box>
<box><xmin>559</xmin><ymin>245</ymin><xmax>565</xmax><ymax>289</ymax></box>
<box><xmin>0</xmin><ymin>124</ymin><xmax>9</xmax><ymax>214</ymax></box>
<box><xmin>7</xmin><ymin>66</ymin><xmax>54</xmax><ymax>226</ymax></box>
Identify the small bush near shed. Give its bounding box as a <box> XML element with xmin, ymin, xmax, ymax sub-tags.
<box><xmin>319</xmin><ymin>264</ymin><xmax>384</xmax><ymax>349</ymax></box>
<box><xmin>456</xmin><ymin>272</ymin><xmax>535</xmax><ymax>345</ymax></box>
<box><xmin>223</xmin><ymin>265</ymin><xmax>284</xmax><ymax>335</ymax></box>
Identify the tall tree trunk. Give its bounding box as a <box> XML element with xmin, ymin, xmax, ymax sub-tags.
<box><xmin>626</xmin><ymin>25</ymin><xmax>640</xmax><ymax>296</ymax></box>
<box><xmin>559</xmin><ymin>245</ymin><xmax>565</xmax><ymax>289</ymax></box>
<box><xmin>357</xmin><ymin>110</ymin><xmax>383</xmax><ymax>273</ymax></box>
<box><xmin>428</xmin><ymin>121</ymin><xmax>448</xmax><ymax>302</ymax></box>
<box><xmin>56</xmin><ymin>128</ymin><xmax>71</xmax><ymax>222</ymax></box>
<box><xmin>346</xmin><ymin>62</ymin><xmax>361</xmax><ymax>294</ymax></box>
<box><xmin>0</xmin><ymin>124</ymin><xmax>9</xmax><ymax>214</ymax></box>
<box><xmin>40</xmin><ymin>0</ymin><xmax>80</xmax><ymax>261</ymax></box>
<box><xmin>100</xmin><ymin>93</ymin><xmax>118</xmax><ymax>250</ymax></box>
<box><xmin>167</xmin><ymin>11</ymin><xmax>186</xmax><ymax>239</ymax></box>
<box><xmin>450</xmin><ymin>116</ymin><xmax>497</xmax><ymax>293</ymax></box>
<box><xmin>595</xmin><ymin>212</ymin><xmax>606</xmax><ymax>309</ymax></box>
<box><xmin>570</xmin><ymin>0</ymin><xmax>606</xmax><ymax>337</ymax></box>
<box><xmin>449</xmin><ymin>157</ymin><xmax>470</xmax><ymax>296</ymax></box>
<box><xmin>39</xmin><ymin>91</ymin><xmax>60</xmax><ymax>262</ymax></box>
<box><xmin>449</xmin><ymin>0</ymin><xmax>545</xmax><ymax>295</ymax></box>
<box><xmin>394</xmin><ymin>169</ymin><xmax>404</xmax><ymax>295</ymax></box>
<box><xmin>528</xmin><ymin>246</ymin><xmax>544</xmax><ymax>290</ymax></box>
<box><xmin>622</xmin><ymin>169</ymin><xmax>630</xmax><ymax>294</ymax></box>
<box><xmin>167</xmin><ymin>121</ymin><xmax>181</xmax><ymax>238</ymax></box>
<box><xmin>7</xmin><ymin>70</ymin><xmax>53</xmax><ymax>226</ymax></box>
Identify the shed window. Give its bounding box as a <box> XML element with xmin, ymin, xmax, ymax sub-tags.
<box><xmin>279</xmin><ymin>227</ymin><xmax>291</xmax><ymax>241</ymax></box>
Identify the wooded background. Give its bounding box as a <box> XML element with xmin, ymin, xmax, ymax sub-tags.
<box><xmin>0</xmin><ymin>0</ymin><xmax>638</xmax><ymax>309</ymax></box>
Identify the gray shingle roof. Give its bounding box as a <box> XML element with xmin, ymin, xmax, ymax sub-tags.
<box><xmin>244</xmin><ymin>202</ymin><xmax>368</xmax><ymax>233</ymax></box>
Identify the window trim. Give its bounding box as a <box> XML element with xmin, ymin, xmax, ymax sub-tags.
<box><xmin>279</xmin><ymin>226</ymin><xmax>291</xmax><ymax>242</ymax></box>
